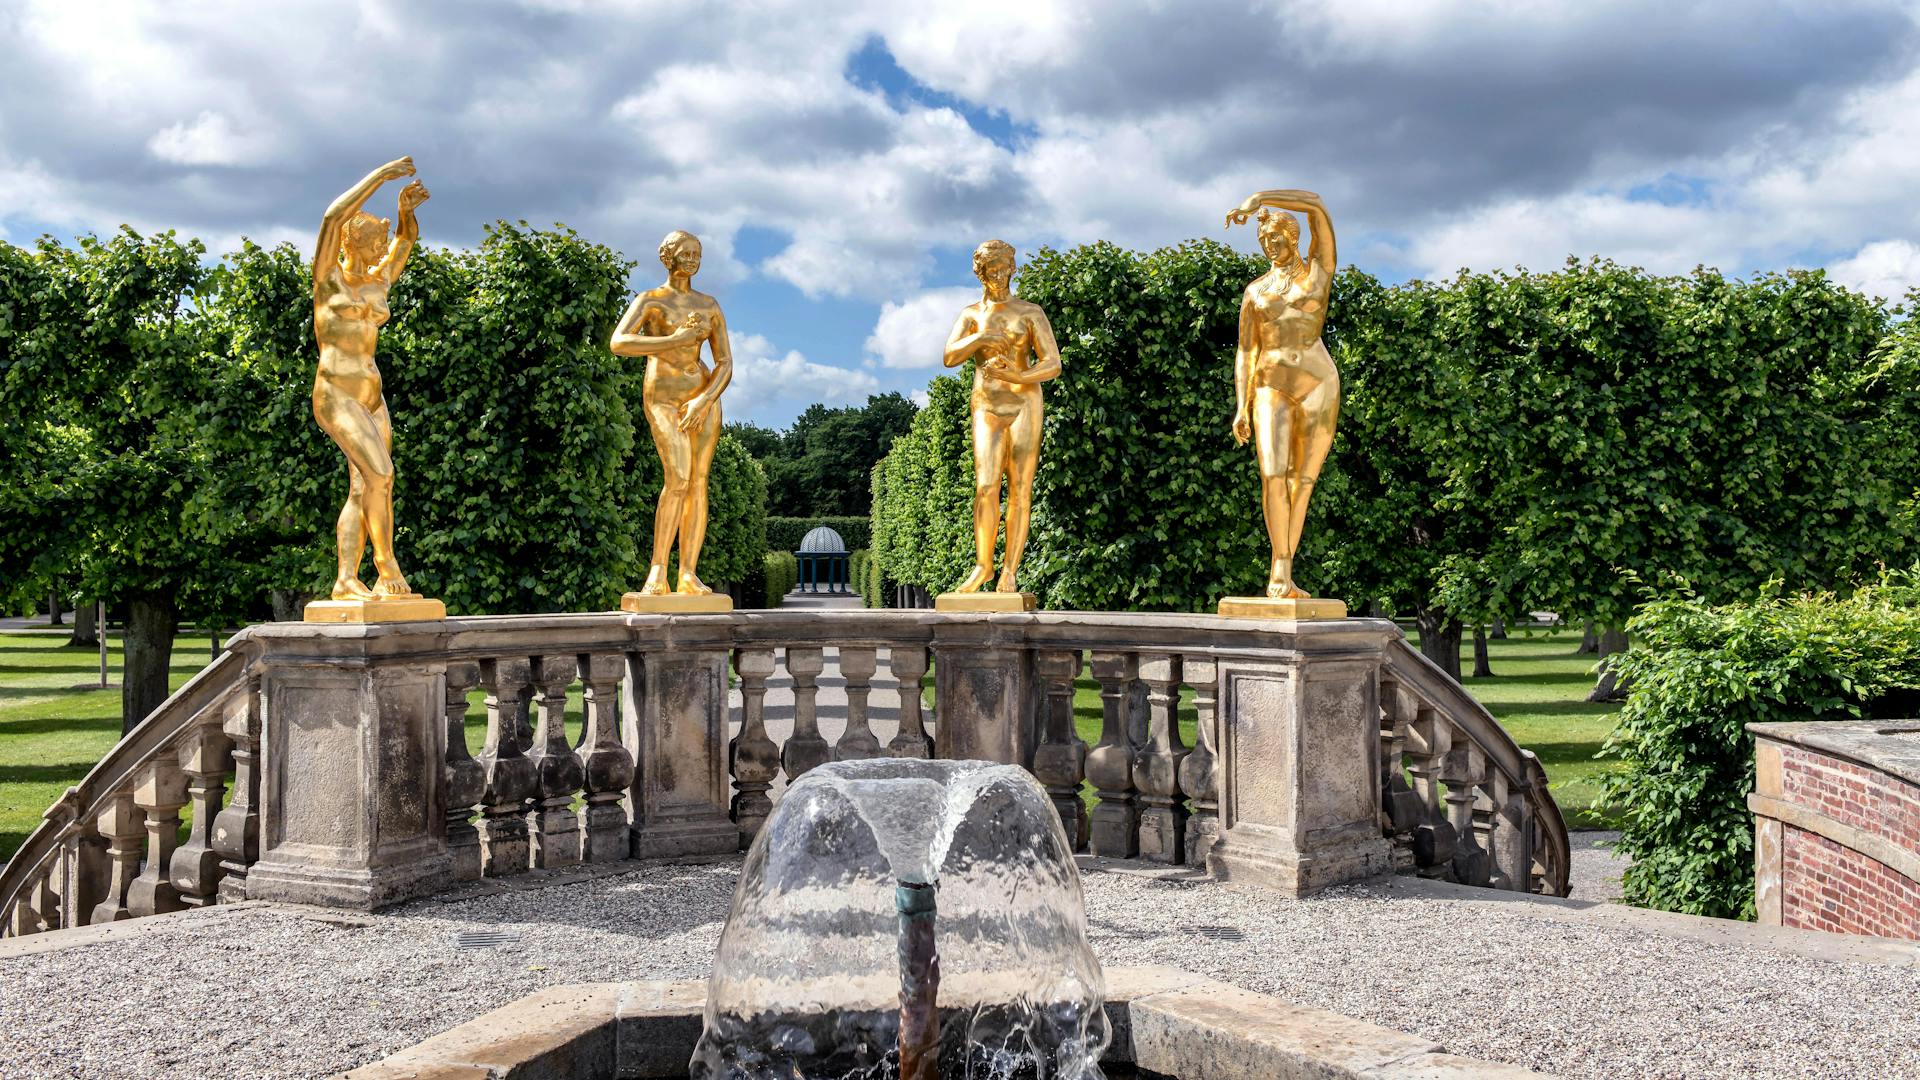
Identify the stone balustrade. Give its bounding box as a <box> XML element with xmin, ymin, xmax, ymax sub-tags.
<box><xmin>1</xmin><ymin>609</ymin><xmax>1570</xmax><ymax>936</ymax></box>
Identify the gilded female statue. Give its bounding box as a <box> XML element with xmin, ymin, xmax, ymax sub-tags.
<box><xmin>307</xmin><ymin>156</ymin><xmax>440</xmax><ymax>620</ymax></box>
<box><xmin>610</xmin><ymin>230</ymin><xmax>734</xmax><ymax>608</ymax></box>
<box><xmin>1222</xmin><ymin>189</ymin><xmax>1345</xmax><ymax>615</ymax></box>
<box><xmin>937</xmin><ymin>239</ymin><xmax>1062</xmax><ymax>607</ymax></box>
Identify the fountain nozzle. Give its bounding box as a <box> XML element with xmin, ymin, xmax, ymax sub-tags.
<box><xmin>896</xmin><ymin>878</ymin><xmax>941</xmax><ymax>1080</ymax></box>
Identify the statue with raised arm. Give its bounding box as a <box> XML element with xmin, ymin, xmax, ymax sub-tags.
<box><xmin>1218</xmin><ymin>189</ymin><xmax>1347</xmax><ymax>619</ymax></box>
<box><xmin>934</xmin><ymin>240</ymin><xmax>1062</xmax><ymax>612</ymax></box>
<box><xmin>303</xmin><ymin>156</ymin><xmax>444</xmax><ymax>623</ymax></box>
<box><xmin>610</xmin><ymin>230</ymin><xmax>735</xmax><ymax>612</ymax></box>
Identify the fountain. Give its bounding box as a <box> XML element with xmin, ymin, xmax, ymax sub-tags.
<box><xmin>691</xmin><ymin>759</ymin><xmax>1110</xmax><ymax>1079</ymax></box>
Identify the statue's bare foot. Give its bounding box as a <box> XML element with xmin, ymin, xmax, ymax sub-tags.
<box><xmin>677</xmin><ymin>571</ymin><xmax>712</xmax><ymax>595</ymax></box>
<box><xmin>1266</xmin><ymin>579</ymin><xmax>1309</xmax><ymax>600</ymax></box>
<box><xmin>953</xmin><ymin>565</ymin><xmax>992</xmax><ymax>593</ymax></box>
<box><xmin>332</xmin><ymin>576</ymin><xmax>376</xmax><ymax>601</ymax></box>
<box><xmin>640</xmin><ymin>565</ymin><xmax>671</xmax><ymax>596</ymax></box>
<box><xmin>373</xmin><ymin>572</ymin><xmax>412</xmax><ymax>598</ymax></box>
<box><xmin>994</xmin><ymin>572</ymin><xmax>1019</xmax><ymax>593</ymax></box>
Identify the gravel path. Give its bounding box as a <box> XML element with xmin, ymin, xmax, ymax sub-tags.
<box><xmin>3</xmin><ymin>855</ymin><xmax>1914</xmax><ymax>1080</ymax></box>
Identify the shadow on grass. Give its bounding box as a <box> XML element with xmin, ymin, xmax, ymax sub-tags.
<box><xmin>0</xmin><ymin>761</ymin><xmax>100</xmax><ymax>785</ymax></box>
<box><xmin>1521</xmin><ymin>739</ymin><xmax>1617</xmax><ymax>766</ymax></box>
<box><xmin>0</xmin><ymin>714</ymin><xmax>122</xmax><ymax>736</ymax></box>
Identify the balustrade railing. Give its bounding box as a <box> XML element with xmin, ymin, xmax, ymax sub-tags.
<box><xmin>1</xmin><ymin>610</ymin><xmax>1570</xmax><ymax>939</ymax></box>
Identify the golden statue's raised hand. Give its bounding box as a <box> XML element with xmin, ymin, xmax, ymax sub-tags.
<box><xmin>1225</xmin><ymin>188</ymin><xmax>1341</xmax><ymax>606</ymax></box>
<box><xmin>610</xmin><ymin>231</ymin><xmax>734</xmax><ymax>600</ymax></box>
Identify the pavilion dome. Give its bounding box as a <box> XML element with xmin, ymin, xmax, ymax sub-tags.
<box><xmin>799</xmin><ymin>526</ymin><xmax>847</xmax><ymax>553</ymax></box>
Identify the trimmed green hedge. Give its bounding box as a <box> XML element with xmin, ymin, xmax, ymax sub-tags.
<box><xmin>767</xmin><ymin>516</ymin><xmax>870</xmax><ymax>554</ymax></box>
<box><xmin>850</xmin><ymin>549</ymin><xmax>882</xmax><ymax>608</ymax></box>
<box><xmin>762</xmin><ymin>552</ymin><xmax>798</xmax><ymax>608</ymax></box>
<box><xmin>1602</xmin><ymin>572</ymin><xmax>1920</xmax><ymax>918</ymax></box>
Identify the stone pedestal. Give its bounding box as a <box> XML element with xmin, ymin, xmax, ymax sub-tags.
<box><xmin>625</xmin><ymin>647</ymin><xmax>739</xmax><ymax>858</ymax></box>
<box><xmin>1215</xmin><ymin>596</ymin><xmax>1347</xmax><ymax>620</ymax></box>
<box><xmin>247</xmin><ymin>629</ymin><xmax>453</xmax><ymax>909</ymax></box>
<box><xmin>935</xmin><ymin>591</ymin><xmax>1038</xmax><ymax>613</ymax></box>
<box><xmin>1209</xmin><ymin>643</ymin><xmax>1392</xmax><ymax>896</ymax></box>
<box><xmin>933</xmin><ymin>634</ymin><xmax>1037</xmax><ymax>767</ymax></box>
<box><xmin>621</xmin><ymin>592</ymin><xmax>732</xmax><ymax>614</ymax></box>
<box><xmin>303</xmin><ymin>595</ymin><xmax>447</xmax><ymax>623</ymax></box>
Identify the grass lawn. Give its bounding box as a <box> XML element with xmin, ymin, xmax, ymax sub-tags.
<box><xmin>0</xmin><ymin>631</ymin><xmax>209</xmax><ymax>863</ymax></box>
<box><xmin>0</xmin><ymin>624</ymin><xmax>1620</xmax><ymax>864</ymax></box>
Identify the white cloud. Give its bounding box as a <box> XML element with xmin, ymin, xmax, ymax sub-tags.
<box><xmin>148</xmin><ymin>111</ymin><xmax>277</xmax><ymax>167</ymax></box>
<box><xmin>723</xmin><ymin>331</ymin><xmax>881</xmax><ymax>423</ymax></box>
<box><xmin>863</xmin><ymin>286</ymin><xmax>978</xmax><ymax>369</ymax></box>
<box><xmin>1829</xmin><ymin>239</ymin><xmax>1920</xmax><ymax>304</ymax></box>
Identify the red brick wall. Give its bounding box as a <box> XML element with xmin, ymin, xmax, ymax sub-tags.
<box><xmin>1776</xmin><ymin>746</ymin><xmax>1920</xmax><ymax>940</ymax></box>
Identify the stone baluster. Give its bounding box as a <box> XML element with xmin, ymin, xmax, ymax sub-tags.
<box><xmin>730</xmin><ymin>647</ymin><xmax>780</xmax><ymax>841</ymax></box>
<box><xmin>22</xmin><ymin>867</ymin><xmax>60</xmax><ymax>934</ymax></box>
<box><xmin>1377</xmin><ymin>679</ymin><xmax>1422</xmax><ymax>872</ymax></box>
<box><xmin>169</xmin><ymin>715</ymin><xmax>234</xmax><ymax>906</ymax></box>
<box><xmin>1177</xmin><ymin>656</ymin><xmax>1222</xmax><ymax>867</ymax></box>
<box><xmin>886</xmin><ymin>646</ymin><xmax>933</xmax><ymax>758</ymax></box>
<box><xmin>212</xmin><ymin>681</ymin><xmax>260</xmax><ymax>904</ymax></box>
<box><xmin>443</xmin><ymin>662</ymin><xmax>486</xmax><ymax>881</ymax></box>
<box><xmin>88</xmin><ymin>792</ymin><xmax>142</xmax><ymax>924</ymax></box>
<box><xmin>1441</xmin><ymin>739</ymin><xmax>1491</xmax><ymax>887</ymax></box>
<box><xmin>1086</xmin><ymin>651</ymin><xmax>1141</xmax><ymax>858</ymax></box>
<box><xmin>835</xmin><ymin>647</ymin><xmax>882</xmax><ymax>760</ymax></box>
<box><xmin>527</xmin><ymin>655</ymin><xmax>585</xmax><ymax>870</ymax></box>
<box><xmin>1485</xmin><ymin>768</ymin><xmax>1532</xmax><ymax>892</ymax></box>
<box><xmin>42</xmin><ymin>789</ymin><xmax>85</xmax><ymax>929</ymax></box>
<box><xmin>577</xmin><ymin>653</ymin><xmax>634</xmax><ymax>862</ymax></box>
<box><xmin>782</xmin><ymin>647</ymin><xmax>831</xmax><ymax>779</ymax></box>
<box><xmin>478</xmin><ymin>657</ymin><xmax>538</xmax><ymax>876</ymax></box>
<box><xmin>1133</xmin><ymin>653</ymin><xmax>1189</xmax><ymax>863</ymax></box>
<box><xmin>1402</xmin><ymin>704</ymin><xmax>1455</xmax><ymax>874</ymax></box>
<box><xmin>6</xmin><ymin>872</ymin><xmax>46</xmax><ymax>936</ymax></box>
<box><xmin>126</xmin><ymin>760</ymin><xmax>188</xmax><ymax>917</ymax></box>
<box><xmin>1031</xmin><ymin>649</ymin><xmax>1088</xmax><ymax>851</ymax></box>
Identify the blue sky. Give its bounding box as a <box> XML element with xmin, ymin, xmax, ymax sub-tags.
<box><xmin>4</xmin><ymin>1</ymin><xmax>1919</xmax><ymax>427</ymax></box>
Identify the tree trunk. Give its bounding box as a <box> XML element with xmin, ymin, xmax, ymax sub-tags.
<box><xmin>1587</xmin><ymin>625</ymin><xmax>1631</xmax><ymax>703</ymax></box>
<box><xmin>1489</xmin><ymin>617</ymin><xmax>1507</xmax><ymax>640</ymax></box>
<box><xmin>1365</xmin><ymin>598</ymin><xmax>1387</xmax><ymax>620</ymax></box>
<box><xmin>270</xmin><ymin>588</ymin><xmax>307</xmax><ymax>623</ymax></box>
<box><xmin>1472</xmin><ymin>624</ymin><xmax>1494</xmax><ymax>678</ymax></box>
<box><xmin>1577</xmin><ymin>619</ymin><xmax>1599</xmax><ymax>654</ymax></box>
<box><xmin>65</xmin><ymin>601</ymin><xmax>98</xmax><ymax>648</ymax></box>
<box><xmin>1414</xmin><ymin>607</ymin><xmax>1463</xmax><ymax>683</ymax></box>
<box><xmin>122</xmin><ymin>594</ymin><xmax>178</xmax><ymax>735</ymax></box>
<box><xmin>47</xmin><ymin>590</ymin><xmax>63</xmax><ymax>626</ymax></box>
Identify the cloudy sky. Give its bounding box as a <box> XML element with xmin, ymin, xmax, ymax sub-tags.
<box><xmin>5</xmin><ymin>0</ymin><xmax>1919</xmax><ymax>426</ymax></box>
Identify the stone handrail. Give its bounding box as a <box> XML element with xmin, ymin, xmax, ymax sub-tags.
<box><xmin>3</xmin><ymin>609</ymin><xmax>1570</xmax><ymax>936</ymax></box>
<box><xmin>1</xmin><ymin>647</ymin><xmax>254</xmax><ymax>935</ymax></box>
<box><xmin>1379</xmin><ymin>638</ymin><xmax>1571</xmax><ymax>897</ymax></box>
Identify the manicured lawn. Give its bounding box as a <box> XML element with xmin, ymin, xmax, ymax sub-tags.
<box><xmin>0</xmin><ymin>631</ymin><xmax>208</xmax><ymax>863</ymax></box>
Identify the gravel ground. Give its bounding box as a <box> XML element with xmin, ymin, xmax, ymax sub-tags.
<box><xmin>2</xmin><ymin>855</ymin><xmax>1914</xmax><ymax>1080</ymax></box>
<box><xmin>1566</xmin><ymin>830</ymin><xmax>1627</xmax><ymax>904</ymax></box>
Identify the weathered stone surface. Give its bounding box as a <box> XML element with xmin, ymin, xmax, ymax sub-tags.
<box><xmin>932</xmin><ymin>638</ymin><xmax>1036</xmax><ymax>766</ymax></box>
<box><xmin>374</xmin><ymin>982</ymin><xmax>620</xmax><ymax>1080</ymax></box>
<box><xmin>1128</xmin><ymin>982</ymin><xmax>1441</xmax><ymax>1079</ymax></box>
<box><xmin>627</xmin><ymin>647</ymin><xmax>738</xmax><ymax>859</ymax></box>
<box><xmin>1371</xmin><ymin>1051</ymin><xmax>1549</xmax><ymax>1077</ymax></box>
<box><xmin>248</xmin><ymin>642</ymin><xmax>453</xmax><ymax>910</ymax></box>
<box><xmin>614</xmin><ymin>979</ymin><xmax>708</xmax><ymax>1078</ymax></box>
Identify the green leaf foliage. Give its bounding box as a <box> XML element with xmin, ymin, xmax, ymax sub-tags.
<box><xmin>1602</xmin><ymin>572</ymin><xmax>1920</xmax><ymax>918</ymax></box>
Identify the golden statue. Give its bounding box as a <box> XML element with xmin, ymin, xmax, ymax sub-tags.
<box><xmin>303</xmin><ymin>156</ymin><xmax>444</xmax><ymax>623</ymax></box>
<box><xmin>1218</xmin><ymin>190</ymin><xmax>1346</xmax><ymax>620</ymax></box>
<box><xmin>934</xmin><ymin>240</ymin><xmax>1062</xmax><ymax>613</ymax></box>
<box><xmin>610</xmin><ymin>230</ymin><xmax>735</xmax><ymax>613</ymax></box>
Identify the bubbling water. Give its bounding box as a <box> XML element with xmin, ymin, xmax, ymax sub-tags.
<box><xmin>691</xmin><ymin>759</ymin><xmax>1109</xmax><ymax>1080</ymax></box>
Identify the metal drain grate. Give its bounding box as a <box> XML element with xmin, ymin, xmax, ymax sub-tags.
<box><xmin>453</xmin><ymin>929</ymin><xmax>522</xmax><ymax>950</ymax></box>
<box><xmin>1191</xmin><ymin>926</ymin><xmax>1246</xmax><ymax>941</ymax></box>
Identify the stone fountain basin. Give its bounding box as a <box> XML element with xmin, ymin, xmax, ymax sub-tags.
<box><xmin>338</xmin><ymin>966</ymin><xmax>1545</xmax><ymax>1079</ymax></box>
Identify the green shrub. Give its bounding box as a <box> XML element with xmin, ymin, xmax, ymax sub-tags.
<box><xmin>767</xmin><ymin>516</ymin><xmax>870</xmax><ymax>553</ymax></box>
<box><xmin>1602</xmin><ymin>572</ymin><xmax>1920</xmax><ymax>918</ymax></box>
<box><xmin>762</xmin><ymin>551</ymin><xmax>798</xmax><ymax>608</ymax></box>
<box><xmin>849</xmin><ymin>549</ymin><xmax>882</xmax><ymax>608</ymax></box>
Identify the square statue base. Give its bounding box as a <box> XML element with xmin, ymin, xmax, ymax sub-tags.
<box><xmin>935</xmin><ymin>591</ymin><xmax>1038</xmax><ymax>613</ymax></box>
<box><xmin>621</xmin><ymin>592</ymin><xmax>734</xmax><ymax>614</ymax></box>
<box><xmin>303</xmin><ymin>595</ymin><xmax>446</xmax><ymax>623</ymax></box>
<box><xmin>1216</xmin><ymin>596</ymin><xmax>1347</xmax><ymax>620</ymax></box>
